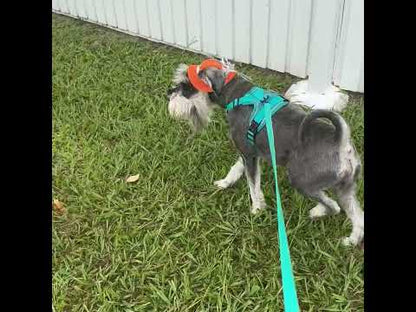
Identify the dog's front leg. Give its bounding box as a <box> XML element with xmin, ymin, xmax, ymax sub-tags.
<box><xmin>214</xmin><ymin>156</ymin><xmax>245</xmax><ymax>189</ymax></box>
<box><xmin>244</xmin><ymin>157</ymin><xmax>266</xmax><ymax>214</ymax></box>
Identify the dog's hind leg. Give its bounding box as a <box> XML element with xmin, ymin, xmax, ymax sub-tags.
<box><xmin>309</xmin><ymin>192</ymin><xmax>341</xmax><ymax>219</ymax></box>
<box><xmin>244</xmin><ymin>157</ymin><xmax>266</xmax><ymax>214</ymax></box>
<box><xmin>335</xmin><ymin>181</ymin><xmax>364</xmax><ymax>246</ymax></box>
<box><xmin>214</xmin><ymin>156</ymin><xmax>245</xmax><ymax>189</ymax></box>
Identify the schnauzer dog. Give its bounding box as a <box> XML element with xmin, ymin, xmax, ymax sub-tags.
<box><xmin>167</xmin><ymin>60</ymin><xmax>364</xmax><ymax>247</ymax></box>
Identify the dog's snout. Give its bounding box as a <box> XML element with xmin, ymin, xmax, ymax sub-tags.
<box><xmin>167</xmin><ymin>86</ymin><xmax>178</xmax><ymax>97</ymax></box>
<box><xmin>167</xmin><ymin>88</ymin><xmax>174</xmax><ymax>100</ymax></box>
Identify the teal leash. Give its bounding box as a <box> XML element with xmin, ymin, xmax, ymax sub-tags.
<box><xmin>225</xmin><ymin>87</ymin><xmax>300</xmax><ymax>311</ymax></box>
<box><xmin>264</xmin><ymin>102</ymin><xmax>300</xmax><ymax>312</ymax></box>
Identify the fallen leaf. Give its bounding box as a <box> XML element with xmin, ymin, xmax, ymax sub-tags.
<box><xmin>126</xmin><ymin>174</ymin><xmax>140</xmax><ymax>183</ymax></box>
<box><xmin>52</xmin><ymin>199</ymin><xmax>66</xmax><ymax>215</ymax></box>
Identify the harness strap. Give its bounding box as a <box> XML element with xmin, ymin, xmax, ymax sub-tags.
<box><xmin>264</xmin><ymin>102</ymin><xmax>300</xmax><ymax>312</ymax></box>
<box><xmin>226</xmin><ymin>87</ymin><xmax>288</xmax><ymax>144</ymax></box>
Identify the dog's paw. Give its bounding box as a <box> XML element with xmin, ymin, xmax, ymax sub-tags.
<box><xmin>342</xmin><ymin>236</ymin><xmax>360</xmax><ymax>247</ymax></box>
<box><xmin>214</xmin><ymin>179</ymin><xmax>230</xmax><ymax>189</ymax></box>
<box><xmin>250</xmin><ymin>201</ymin><xmax>266</xmax><ymax>214</ymax></box>
<box><xmin>250</xmin><ymin>206</ymin><xmax>263</xmax><ymax>214</ymax></box>
<box><xmin>309</xmin><ymin>204</ymin><xmax>329</xmax><ymax>219</ymax></box>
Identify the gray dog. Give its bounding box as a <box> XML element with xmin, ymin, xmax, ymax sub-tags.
<box><xmin>167</xmin><ymin>61</ymin><xmax>364</xmax><ymax>247</ymax></box>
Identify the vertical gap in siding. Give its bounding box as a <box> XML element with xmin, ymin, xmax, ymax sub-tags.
<box><xmin>87</xmin><ymin>0</ymin><xmax>92</xmax><ymax>19</ymax></box>
<box><xmin>184</xmin><ymin>0</ymin><xmax>189</xmax><ymax>47</ymax></box>
<box><xmin>92</xmin><ymin>0</ymin><xmax>99</xmax><ymax>22</ymax></box>
<box><xmin>284</xmin><ymin>0</ymin><xmax>292</xmax><ymax>72</ymax></box>
<box><xmin>305</xmin><ymin>0</ymin><xmax>315</xmax><ymax>76</ymax></box>
<box><xmin>101</xmin><ymin>0</ymin><xmax>108</xmax><ymax>25</ymax></box>
<box><xmin>145</xmin><ymin>0</ymin><xmax>152</xmax><ymax>37</ymax></box>
<box><xmin>157</xmin><ymin>0</ymin><xmax>164</xmax><ymax>41</ymax></box>
<box><xmin>73</xmin><ymin>0</ymin><xmax>80</xmax><ymax>17</ymax></box>
<box><xmin>357</xmin><ymin>59</ymin><xmax>364</xmax><ymax>91</ymax></box>
<box><xmin>170</xmin><ymin>0</ymin><xmax>177</xmax><ymax>44</ymax></box>
<box><xmin>199</xmin><ymin>0</ymin><xmax>204</xmax><ymax>51</ymax></box>
<box><xmin>214</xmin><ymin>0</ymin><xmax>218</xmax><ymax>56</ymax></box>
<box><xmin>60</xmin><ymin>0</ymin><xmax>65</xmax><ymax>13</ymax></box>
<box><xmin>333</xmin><ymin>0</ymin><xmax>346</xmax><ymax>85</ymax></box>
<box><xmin>249</xmin><ymin>0</ymin><xmax>253</xmax><ymax>64</ymax></box>
<box><xmin>265</xmin><ymin>0</ymin><xmax>272</xmax><ymax>68</ymax></box>
<box><xmin>84</xmin><ymin>1</ymin><xmax>89</xmax><ymax>19</ymax></box>
<box><xmin>133</xmin><ymin>0</ymin><xmax>140</xmax><ymax>34</ymax></box>
<box><xmin>331</xmin><ymin>0</ymin><xmax>345</xmax><ymax>84</ymax></box>
<box><xmin>112</xmin><ymin>0</ymin><xmax>119</xmax><ymax>28</ymax></box>
<box><xmin>231</xmin><ymin>0</ymin><xmax>235</xmax><ymax>61</ymax></box>
<box><xmin>97</xmin><ymin>0</ymin><xmax>107</xmax><ymax>25</ymax></box>
<box><xmin>122</xmin><ymin>0</ymin><xmax>128</xmax><ymax>28</ymax></box>
<box><xmin>64</xmin><ymin>0</ymin><xmax>69</xmax><ymax>15</ymax></box>
<box><xmin>81</xmin><ymin>1</ymin><xmax>87</xmax><ymax>18</ymax></box>
<box><xmin>83</xmin><ymin>1</ymin><xmax>88</xmax><ymax>18</ymax></box>
<box><xmin>82</xmin><ymin>0</ymin><xmax>88</xmax><ymax>19</ymax></box>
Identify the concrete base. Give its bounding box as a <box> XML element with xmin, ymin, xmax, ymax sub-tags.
<box><xmin>284</xmin><ymin>80</ymin><xmax>349</xmax><ymax>112</ymax></box>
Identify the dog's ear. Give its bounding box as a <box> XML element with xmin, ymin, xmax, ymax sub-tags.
<box><xmin>199</xmin><ymin>67</ymin><xmax>226</xmax><ymax>95</ymax></box>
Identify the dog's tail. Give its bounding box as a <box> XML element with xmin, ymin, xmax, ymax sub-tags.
<box><xmin>298</xmin><ymin>110</ymin><xmax>350</xmax><ymax>146</ymax></box>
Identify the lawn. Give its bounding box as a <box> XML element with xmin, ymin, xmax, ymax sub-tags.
<box><xmin>52</xmin><ymin>14</ymin><xmax>364</xmax><ymax>312</ymax></box>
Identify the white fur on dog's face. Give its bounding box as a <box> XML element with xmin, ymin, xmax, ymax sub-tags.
<box><xmin>168</xmin><ymin>91</ymin><xmax>211</xmax><ymax>121</ymax></box>
<box><xmin>168</xmin><ymin>64</ymin><xmax>214</xmax><ymax>130</ymax></box>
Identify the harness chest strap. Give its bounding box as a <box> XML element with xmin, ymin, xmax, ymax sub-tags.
<box><xmin>225</xmin><ymin>87</ymin><xmax>289</xmax><ymax>145</ymax></box>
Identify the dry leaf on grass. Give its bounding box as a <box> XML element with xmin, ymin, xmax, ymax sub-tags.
<box><xmin>52</xmin><ymin>199</ymin><xmax>66</xmax><ymax>215</ymax></box>
<box><xmin>126</xmin><ymin>174</ymin><xmax>140</xmax><ymax>183</ymax></box>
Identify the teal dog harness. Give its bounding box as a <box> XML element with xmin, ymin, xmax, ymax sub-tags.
<box><xmin>226</xmin><ymin>87</ymin><xmax>300</xmax><ymax>312</ymax></box>
<box><xmin>225</xmin><ymin>87</ymin><xmax>289</xmax><ymax>145</ymax></box>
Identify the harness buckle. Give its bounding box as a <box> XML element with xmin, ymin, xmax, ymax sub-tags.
<box><xmin>260</xmin><ymin>95</ymin><xmax>270</xmax><ymax>105</ymax></box>
<box><xmin>247</xmin><ymin>120</ymin><xmax>259</xmax><ymax>145</ymax></box>
<box><xmin>248</xmin><ymin>120</ymin><xmax>259</xmax><ymax>132</ymax></box>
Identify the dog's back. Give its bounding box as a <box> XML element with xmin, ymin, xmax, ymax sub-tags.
<box><xmin>227</xmin><ymin>97</ymin><xmax>360</xmax><ymax>192</ymax></box>
<box><xmin>227</xmin><ymin>103</ymin><xmax>306</xmax><ymax>166</ymax></box>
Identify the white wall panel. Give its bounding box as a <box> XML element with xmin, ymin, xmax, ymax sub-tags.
<box><xmin>185</xmin><ymin>0</ymin><xmax>202</xmax><ymax>51</ymax></box>
<box><xmin>233</xmin><ymin>0</ymin><xmax>251</xmax><ymax>63</ymax></box>
<box><xmin>53</xmin><ymin>0</ymin><xmax>364</xmax><ymax>92</ymax></box>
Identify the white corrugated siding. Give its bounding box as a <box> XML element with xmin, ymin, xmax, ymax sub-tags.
<box><xmin>52</xmin><ymin>0</ymin><xmax>364</xmax><ymax>93</ymax></box>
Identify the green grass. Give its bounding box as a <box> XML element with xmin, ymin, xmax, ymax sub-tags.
<box><xmin>52</xmin><ymin>14</ymin><xmax>364</xmax><ymax>312</ymax></box>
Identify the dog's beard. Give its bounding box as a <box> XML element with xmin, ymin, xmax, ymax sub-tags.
<box><xmin>168</xmin><ymin>94</ymin><xmax>193</xmax><ymax>119</ymax></box>
<box><xmin>168</xmin><ymin>92</ymin><xmax>212</xmax><ymax>132</ymax></box>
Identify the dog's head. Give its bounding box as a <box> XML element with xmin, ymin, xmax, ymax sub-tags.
<box><xmin>167</xmin><ymin>60</ymin><xmax>234</xmax><ymax>131</ymax></box>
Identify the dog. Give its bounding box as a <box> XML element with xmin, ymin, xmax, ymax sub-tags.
<box><xmin>167</xmin><ymin>60</ymin><xmax>364</xmax><ymax>247</ymax></box>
